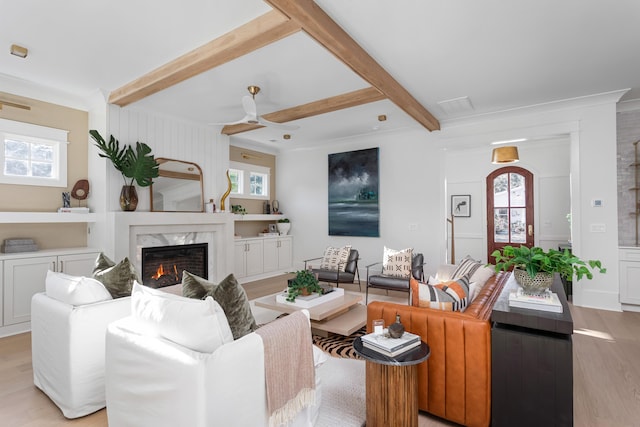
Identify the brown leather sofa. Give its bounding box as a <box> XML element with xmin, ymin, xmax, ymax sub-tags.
<box><xmin>366</xmin><ymin>271</ymin><xmax>509</xmax><ymax>427</ymax></box>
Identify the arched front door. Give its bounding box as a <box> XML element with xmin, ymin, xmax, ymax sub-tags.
<box><xmin>486</xmin><ymin>166</ymin><xmax>534</xmax><ymax>261</ymax></box>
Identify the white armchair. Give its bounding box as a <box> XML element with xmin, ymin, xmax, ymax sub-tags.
<box><xmin>31</xmin><ymin>291</ymin><xmax>131</xmax><ymax>418</ymax></box>
<box><xmin>105</xmin><ymin>285</ymin><xmax>325</xmax><ymax>427</ymax></box>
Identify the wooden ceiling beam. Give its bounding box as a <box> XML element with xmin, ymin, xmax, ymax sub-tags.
<box><xmin>222</xmin><ymin>86</ymin><xmax>385</xmax><ymax>135</ymax></box>
<box><xmin>264</xmin><ymin>0</ymin><xmax>440</xmax><ymax>131</ymax></box>
<box><xmin>108</xmin><ymin>10</ymin><xmax>301</xmax><ymax>107</ymax></box>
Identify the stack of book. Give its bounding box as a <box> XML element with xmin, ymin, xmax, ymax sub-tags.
<box><xmin>360</xmin><ymin>330</ymin><xmax>421</xmax><ymax>357</ymax></box>
<box><xmin>58</xmin><ymin>207</ymin><xmax>90</xmax><ymax>213</ymax></box>
<box><xmin>508</xmin><ymin>288</ymin><xmax>563</xmax><ymax>313</ymax></box>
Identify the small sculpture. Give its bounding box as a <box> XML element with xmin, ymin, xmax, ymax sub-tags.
<box><xmin>220</xmin><ymin>170</ymin><xmax>232</xmax><ymax>212</ymax></box>
<box><xmin>71</xmin><ymin>179</ymin><xmax>90</xmax><ymax>202</ymax></box>
<box><xmin>388</xmin><ymin>313</ymin><xmax>405</xmax><ymax>338</ymax></box>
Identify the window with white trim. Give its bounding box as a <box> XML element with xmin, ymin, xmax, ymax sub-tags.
<box><xmin>229</xmin><ymin>161</ymin><xmax>270</xmax><ymax>200</ymax></box>
<box><xmin>0</xmin><ymin>118</ymin><xmax>68</xmax><ymax>187</ymax></box>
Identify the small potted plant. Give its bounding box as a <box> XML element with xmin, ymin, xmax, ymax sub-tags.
<box><xmin>277</xmin><ymin>218</ymin><xmax>291</xmax><ymax>235</ymax></box>
<box><xmin>286</xmin><ymin>270</ymin><xmax>323</xmax><ymax>302</ymax></box>
<box><xmin>90</xmin><ymin>130</ymin><xmax>159</xmax><ymax>211</ymax></box>
<box><xmin>491</xmin><ymin>245</ymin><xmax>605</xmax><ymax>293</ymax></box>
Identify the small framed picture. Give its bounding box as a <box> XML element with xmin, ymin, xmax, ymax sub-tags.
<box><xmin>451</xmin><ymin>195</ymin><xmax>471</xmax><ymax>217</ymax></box>
<box><xmin>268</xmin><ymin>224</ymin><xmax>277</xmax><ymax>233</ymax></box>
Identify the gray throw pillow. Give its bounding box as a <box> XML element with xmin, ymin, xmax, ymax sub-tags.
<box><xmin>182</xmin><ymin>271</ymin><xmax>257</xmax><ymax>340</ymax></box>
<box><xmin>92</xmin><ymin>253</ymin><xmax>139</xmax><ymax>299</ymax></box>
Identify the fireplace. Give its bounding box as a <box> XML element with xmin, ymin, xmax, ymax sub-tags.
<box><xmin>141</xmin><ymin>243</ymin><xmax>208</xmax><ymax>288</ymax></box>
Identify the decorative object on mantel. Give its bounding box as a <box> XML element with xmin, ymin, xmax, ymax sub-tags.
<box><xmin>492</xmin><ymin>245</ymin><xmax>606</xmax><ymax>294</ymax></box>
<box><xmin>2</xmin><ymin>238</ymin><xmax>38</xmax><ymax>253</ymax></box>
<box><xmin>272</xmin><ymin>200</ymin><xmax>280</xmax><ymax>214</ymax></box>
<box><xmin>277</xmin><ymin>218</ymin><xmax>291</xmax><ymax>235</ymax></box>
<box><xmin>62</xmin><ymin>192</ymin><xmax>71</xmax><ymax>208</ymax></box>
<box><xmin>220</xmin><ymin>169</ymin><xmax>232</xmax><ymax>212</ymax></box>
<box><xmin>89</xmin><ymin>130</ymin><xmax>159</xmax><ymax>212</ymax></box>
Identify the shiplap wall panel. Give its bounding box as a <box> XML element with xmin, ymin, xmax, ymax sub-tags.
<box><xmin>107</xmin><ymin>105</ymin><xmax>225</xmax><ymax>211</ymax></box>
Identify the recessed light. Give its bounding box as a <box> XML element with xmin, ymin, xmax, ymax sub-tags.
<box><xmin>10</xmin><ymin>44</ymin><xmax>28</xmax><ymax>58</ymax></box>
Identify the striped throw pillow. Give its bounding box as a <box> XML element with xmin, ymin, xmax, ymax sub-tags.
<box><xmin>451</xmin><ymin>256</ymin><xmax>481</xmax><ymax>280</ymax></box>
<box><xmin>411</xmin><ymin>276</ymin><xmax>470</xmax><ymax>312</ymax></box>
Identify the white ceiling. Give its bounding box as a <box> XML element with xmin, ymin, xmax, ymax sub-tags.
<box><xmin>2</xmin><ymin>0</ymin><xmax>640</xmax><ymax>151</ymax></box>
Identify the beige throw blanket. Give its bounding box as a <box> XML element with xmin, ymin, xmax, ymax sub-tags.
<box><xmin>256</xmin><ymin>310</ymin><xmax>316</xmax><ymax>427</ymax></box>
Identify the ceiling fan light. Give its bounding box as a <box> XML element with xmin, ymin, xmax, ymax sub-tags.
<box><xmin>491</xmin><ymin>146</ymin><xmax>519</xmax><ymax>164</ymax></box>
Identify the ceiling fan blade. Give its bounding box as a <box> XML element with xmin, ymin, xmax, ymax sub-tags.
<box><xmin>208</xmin><ymin>115</ymin><xmax>253</xmax><ymax>126</ymax></box>
<box><xmin>242</xmin><ymin>95</ymin><xmax>257</xmax><ymax>116</ymax></box>
<box><xmin>257</xmin><ymin>117</ymin><xmax>300</xmax><ymax>130</ymax></box>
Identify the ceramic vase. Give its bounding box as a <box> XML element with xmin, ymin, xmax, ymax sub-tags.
<box><xmin>388</xmin><ymin>314</ymin><xmax>405</xmax><ymax>338</ymax></box>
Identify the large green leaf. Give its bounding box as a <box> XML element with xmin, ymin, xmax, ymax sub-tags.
<box><xmin>122</xmin><ymin>142</ymin><xmax>159</xmax><ymax>187</ymax></box>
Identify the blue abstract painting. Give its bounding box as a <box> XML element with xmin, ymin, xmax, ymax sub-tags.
<box><xmin>328</xmin><ymin>147</ymin><xmax>379</xmax><ymax>237</ymax></box>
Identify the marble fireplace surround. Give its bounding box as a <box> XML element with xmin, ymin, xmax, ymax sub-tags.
<box><xmin>108</xmin><ymin>212</ymin><xmax>235</xmax><ymax>283</ymax></box>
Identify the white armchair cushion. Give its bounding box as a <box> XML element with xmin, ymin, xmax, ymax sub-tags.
<box><xmin>45</xmin><ymin>270</ymin><xmax>112</xmax><ymax>306</ymax></box>
<box><xmin>131</xmin><ymin>282</ymin><xmax>233</xmax><ymax>353</ymax></box>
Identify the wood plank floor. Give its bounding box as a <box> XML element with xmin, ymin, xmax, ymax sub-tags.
<box><xmin>1</xmin><ymin>275</ymin><xmax>638</xmax><ymax>426</ymax></box>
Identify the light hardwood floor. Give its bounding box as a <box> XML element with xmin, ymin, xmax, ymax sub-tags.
<box><xmin>1</xmin><ymin>275</ymin><xmax>639</xmax><ymax>426</ymax></box>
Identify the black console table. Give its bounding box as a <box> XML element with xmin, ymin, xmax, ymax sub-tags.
<box><xmin>491</xmin><ymin>274</ymin><xmax>573</xmax><ymax>427</ymax></box>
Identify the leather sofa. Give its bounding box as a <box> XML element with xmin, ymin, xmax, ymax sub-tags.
<box><xmin>366</xmin><ymin>271</ymin><xmax>509</xmax><ymax>427</ymax></box>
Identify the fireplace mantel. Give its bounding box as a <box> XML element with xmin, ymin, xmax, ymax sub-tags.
<box><xmin>104</xmin><ymin>212</ymin><xmax>234</xmax><ymax>283</ymax></box>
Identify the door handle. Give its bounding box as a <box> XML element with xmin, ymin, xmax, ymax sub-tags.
<box><xmin>528</xmin><ymin>225</ymin><xmax>533</xmax><ymax>236</ymax></box>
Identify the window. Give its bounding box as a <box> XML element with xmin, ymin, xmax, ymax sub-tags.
<box><xmin>0</xmin><ymin>118</ymin><xmax>68</xmax><ymax>187</ymax></box>
<box><xmin>229</xmin><ymin>161</ymin><xmax>270</xmax><ymax>199</ymax></box>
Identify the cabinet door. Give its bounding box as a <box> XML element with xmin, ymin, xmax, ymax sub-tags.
<box><xmin>277</xmin><ymin>237</ymin><xmax>293</xmax><ymax>270</ymax></box>
<box><xmin>4</xmin><ymin>256</ymin><xmax>57</xmax><ymax>325</ymax></box>
<box><xmin>620</xmin><ymin>260</ymin><xmax>640</xmax><ymax>305</ymax></box>
<box><xmin>234</xmin><ymin>242</ymin><xmax>247</xmax><ymax>278</ymax></box>
<box><xmin>59</xmin><ymin>252</ymin><xmax>100</xmax><ymax>276</ymax></box>
<box><xmin>263</xmin><ymin>239</ymin><xmax>278</xmax><ymax>273</ymax></box>
<box><xmin>245</xmin><ymin>240</ymin><xmax>264</xmax><ymax>277</ymax></box>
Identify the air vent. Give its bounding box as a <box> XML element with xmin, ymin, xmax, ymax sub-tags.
<box><xmin>437</xmin><ymin>96</ymin><xmax>474</xmax><ymax>115</ymax></box>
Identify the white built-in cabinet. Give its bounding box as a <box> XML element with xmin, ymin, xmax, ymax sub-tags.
<box><xmin>263</xmin><ymin>237</ymin><xmax>292</xmax><ymax>273</ymax></box>
<box><xmin>619</xmin><ymin>247</ymin><xmax>640</xmax><ymax>306</ymax></box>
<box><xmin>2</xmin><ymin>248</ymin><xmax>99</xmax><ymax>326</ymax></box>
<box><xmin>234</xmin><ymin>236</ymin><xmax>292</xmax><ymax>280</ymax></box>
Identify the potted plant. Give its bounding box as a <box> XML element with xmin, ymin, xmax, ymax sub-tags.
<box><xmin>491</xmin><ymin>245</ymin><xmax>606</xmax><ymax>293</ymax></box>
<box><xmin>286</xmin><ymin>270</ymin><xmax>323</xmax><ymax>302</ymax></box>
<box><xmin>277</xmin><ymin>218</ymin><xmax>291</xmax><ymax>235</ymax></box>
<box><xmin>90</xmin><ymin>130</ymin><xmax>159</xmax><ymax>211</ymax></box>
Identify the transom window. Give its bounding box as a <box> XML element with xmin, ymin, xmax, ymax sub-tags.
<box><xmin>0</xmin><ymin>118</ymin><xmax>68</xmax><ymax>187</ymax></box>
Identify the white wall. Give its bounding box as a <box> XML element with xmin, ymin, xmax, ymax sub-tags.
<box><xmin>277</xmin><ymin>91</ymin><xmax>625</xmax><ymax>311</ymax></box>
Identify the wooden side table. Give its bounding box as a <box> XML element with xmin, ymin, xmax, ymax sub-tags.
<box><xmin>353</xmin><ymin>337</ymin><xmax>430</xmax><ymax>427</ymax></box>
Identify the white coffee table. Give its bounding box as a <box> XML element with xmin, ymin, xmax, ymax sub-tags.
<box><xmin>254</xmin><ymin>290</ymin><xmax>366</xmax><ymax>337</ymax></box>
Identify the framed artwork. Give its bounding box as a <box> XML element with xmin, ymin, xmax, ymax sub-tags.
<box><xmin>451</xmin><ymin>195</ymin><xmax>471</xmax><ymax>217</ymax></box>
<box><xmin>328</xmin><ymin>147</ymin><xmax>380</xmax><ymax>237</ymax></box>
<box><xmin>268</xmin><ymin>224</ymin><xmax>278</xmax><ymax>233</ymax></box>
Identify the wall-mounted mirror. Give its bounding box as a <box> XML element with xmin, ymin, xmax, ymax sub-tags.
<box><xmin>150</xmin><ymin>158</ymin><xmax>204</xmax><ymax>212</ymax></box>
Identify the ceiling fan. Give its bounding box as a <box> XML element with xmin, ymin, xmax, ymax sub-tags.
<box><xmin>211</xmin><ymin>85</ymin><xmax>299</xmax><ymax>130</ymax></box>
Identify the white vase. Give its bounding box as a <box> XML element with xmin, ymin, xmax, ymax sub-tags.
<box><xmin>277</xmin><ymin>222</ymin><xmax>291</xmax><ymax>235</ymax></box>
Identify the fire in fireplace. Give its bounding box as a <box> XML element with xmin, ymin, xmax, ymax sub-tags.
<box><xmin>141</xmin><ymin>243</ymin><xmax>208</xmax><ymax>288</ymax></box>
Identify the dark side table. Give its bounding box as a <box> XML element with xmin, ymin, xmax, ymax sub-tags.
<box><xmin>353</xmin><ymin>337</ymin><xmax>430</xmax><ymax>427</ymax></box>
<box><xmin>491</xmin><ymin>273</ymin><xmax>573</xmax><ymax>427</ymax></box>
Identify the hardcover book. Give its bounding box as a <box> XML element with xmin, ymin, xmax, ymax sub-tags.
<box><xmin>508</xmin><ymin>288</ymin><xmax>563</xmax><ymax>313</ymax></box>
<box><xmin>360</xmin><ymin>330</ymin><xmax>420</xmax><ymax>353</ymax></box>
<box><xmin>362</xmin><ymin>339</ymin><xmax>421</xmax><ymax>357</ymax></box>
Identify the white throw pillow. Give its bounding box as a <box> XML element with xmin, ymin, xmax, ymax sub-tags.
<box><xmin>45</xmin><ymin>270</ymin><xmax>112</xmax><ymax>306</ymax></box>
<box><xmin>131</xmin><ymin>282</ymin><xmax>233</xmax><ymax>353</ymax></box>
<box><xmin>382</xmin><ymin>246</ymin><xmax>413</xmax><ymax>278</ymax></box>
<box><xmin>319</xmin><ymin>245</ymin><xmax>352</xmax><ymax>272</ymax></box>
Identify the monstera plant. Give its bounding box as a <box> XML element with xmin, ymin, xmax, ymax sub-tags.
<box><xmin>90</xmin><ymin>130</ymin><xmax>159</xmax><ymax>211</ymax></box>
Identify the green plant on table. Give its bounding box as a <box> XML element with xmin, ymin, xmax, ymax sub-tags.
<box><xmin>491</xmin><ymin>245</ymin><xmax>606</xmax><ymax>281</ymax></box>
<box><xmin>286</xmin><ymin>270</ymin><xmax>323</xmax><ymax>302</ymax></box>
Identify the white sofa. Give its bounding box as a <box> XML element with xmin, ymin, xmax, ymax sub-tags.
<box><xmin>105</xmin><ymin>284</ymin><xmax>326</xmax><ymax>427</ymax></box>
<box><xmin>31</xmin><ymin>292</ymin><xmax>130</xmax><ymax>418</ymax></box>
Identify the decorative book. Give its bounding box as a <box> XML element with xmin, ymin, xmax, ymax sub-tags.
<box><xmin>362</xmin><ymin>339</ymin><xmax>421</xmax><ymax>357</ymax></box>
<box><xmin>508</xmin><ymin>288</ymin><xmax>563</xmax><ymax>313</ymax></box>
<box><xmin>360</xmin><ymin>330</ymin><xmax>421</xmax><ymax>353</ymax></box>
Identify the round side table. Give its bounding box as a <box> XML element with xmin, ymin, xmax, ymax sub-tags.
<box><xmin>353</xmin><ymin>336</ymin><xmax>430</xmax><ymax>427</ymax></box>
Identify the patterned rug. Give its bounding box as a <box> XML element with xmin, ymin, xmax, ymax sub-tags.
<box><xmin>312</xmin><ymin>327</ymin><xmax>366</xmax><ymax>359</ymax></box>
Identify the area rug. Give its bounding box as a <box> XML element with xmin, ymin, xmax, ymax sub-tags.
<box><xmin>312</xmin><ymin>327</ymin><xmax>365</xmax><ymax>359</ymax></box>
<box><xmin>316</xmin><ymin>356</ymin><xmax>366</xmax><ymax>427</ymax></box>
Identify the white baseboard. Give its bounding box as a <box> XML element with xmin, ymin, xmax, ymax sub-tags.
<box><xmin>573</xmin><ymin>289</ymin><xmax>622</xmax><ymax>312</ymax></box>
<box><xmin>0</xmin><ymin>321</ymin><xmax>31</xmax><ymax>338</ymax></box>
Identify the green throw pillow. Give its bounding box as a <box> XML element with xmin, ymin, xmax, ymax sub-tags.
<box><xmin>182</xmin><ymin>271</ymin><xmax>257</xmax><ymax>340</ymax></box>
<box><xmin>92</xmin><ymin>253</ymin><xmax>139</xmax><ymax>299</ymax></box>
